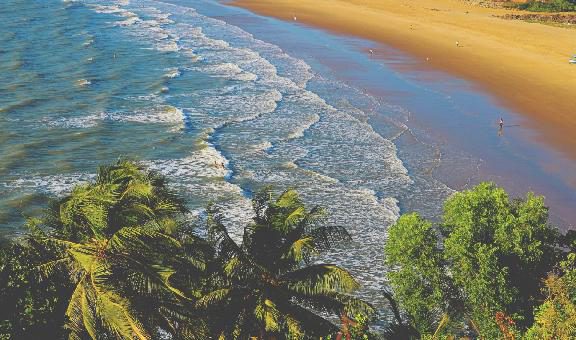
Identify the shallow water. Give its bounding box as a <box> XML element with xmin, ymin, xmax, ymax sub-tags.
<box><xmin>2</xmin><ymin>0</ymin><xmax>575</xmax><ymax>329</ymax></box>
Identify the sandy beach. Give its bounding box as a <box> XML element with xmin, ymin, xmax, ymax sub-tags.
<box><xmin>232</xmin><ymin>0</ymin><xmax>576</xmax><ymax>159</ymax></box>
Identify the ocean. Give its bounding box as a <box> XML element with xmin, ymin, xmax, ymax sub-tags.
<box><xmin>2</xmin><ymin>0</ymin><xmax>575</xmax><ymax>327</ymax></box>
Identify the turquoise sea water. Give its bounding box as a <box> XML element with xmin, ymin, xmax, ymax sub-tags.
<box><xmin>3</xmin><ymin>0</ymin><xmax>576</xmax><ymax>326</ymax></box>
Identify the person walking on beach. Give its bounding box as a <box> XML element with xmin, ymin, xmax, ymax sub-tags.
<box><xmin>499</xmin><ymin>117</ymin><xmax>504</xmax><ymax>129</ymax></box>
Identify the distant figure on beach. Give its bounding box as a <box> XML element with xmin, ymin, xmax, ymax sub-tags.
<box><xmin>498</xmin><ymin>117</ymin><xmax>504</xmax><ymax>136</ymax></box>
<box><xmin>293</xmin><ymin>16</ymin><xmax>297</xmax><ymax>21</ymax></box>
<box><xmin>455</xmin><ymin>41</ymin><xmax>460</xmax><ymax>48</ymax></box>
<box><xmin>369</xmin><ymin>49</ymin><xmax>374</xmax><ymax>55</ymax></box>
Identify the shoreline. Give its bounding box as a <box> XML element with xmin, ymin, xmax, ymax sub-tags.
<box><xmin>230</xmin><ymin>0</ymin><xmax>576</xmax><ymax>161</ymax></box>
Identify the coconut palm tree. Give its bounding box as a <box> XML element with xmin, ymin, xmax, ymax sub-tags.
<box><xmin>28</xmin><ymin>160</ymin><xmax>210</xmax><ymax>339</ymax></box>
<box><xmin>30</xmin><ymin>219</ymin><xmax>209</xmax><ymax>339</ymax></box>
<box><xmin>202</xmin><ymin>188</ymin><xmax>374</xmax><ymax>339</ymax></box>
<box><xmin>43</xmin><ymin>160</ymin><xmax>187</xmax><ymax>242</ymax></box>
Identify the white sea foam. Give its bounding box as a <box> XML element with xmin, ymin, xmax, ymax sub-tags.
<box><xmin>164</xmin><ymin>67</ymin><xmax>181</xmax><ymax>79</ymax></box>
<box><xmin>115</xmin><ymin>16</ymin><xmax>139</xmax><ymax>26</ymax></box>
<box><xmin>44</xmin><ymin>113</ymin><xmax>105</xmax><ymax>129</ymax></box>
<box><xmin>89</xmin><ymin>4</ymin><xmax>123</xmax><ymax>14</ymax></box>
<box><xmin>287</xmin><ymin>113</ymin><xmax>320</xmax><ymax>140</ymax></box>
<box><xmin>144</xmin><ymin>145</ymin><xmax>252</xmax><ymax>242</ymax></box>
<box><xmin>251</xmin><ymin>141</ymin><xmax>273</xmax><ymax>153</ymax></box>
<box><xmin>116</xmin><ymin>105</ymin><xmax>183</xmax><ymax>124</ymax></box>
<box><xmin>156</xmin><ymin>40</ymin><xmax>179</xmax><ymax>52</ymax></box>
<box><xmin>4</xmin><ymin>173</ymin><xmax>95</xmax><ymax>196</ymax></box>
<box><xmin>42</xmin><ymin>104</ymin><xmax>185</xmax><ymax>130</ymax></box>
<box><xmin>202</xmin><ymin>63</ymin><xmax>257</xmax><ymax>81</ymax></box>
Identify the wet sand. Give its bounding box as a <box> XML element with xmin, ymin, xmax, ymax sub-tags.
<box><xmin>231</xmin><ymin>0</ymin><xmax>576</xmax><ymax>160</ymax></box>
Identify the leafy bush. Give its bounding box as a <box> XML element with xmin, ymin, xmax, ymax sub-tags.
<box><xmin>384</xmin><ymin>183</ymin><xmax>565</xmax><ymax>338</ymax></box>
<box><xmin>517</xmin><ymin>0</ymin><xmax>576</xmax><ymax>12</ymax></box>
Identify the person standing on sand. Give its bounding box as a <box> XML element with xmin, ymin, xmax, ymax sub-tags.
<box><xmin>499</xmin><ymin>117</ymin><xmax>504</xmax><ymax>129</ymax></box>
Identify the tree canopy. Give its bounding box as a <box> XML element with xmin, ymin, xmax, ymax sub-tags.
<box><xmin>0</xmin><ymin>161</ymin><xmax>371</xmax><ymax>339</ymax></box>
<box><xmin>384</xmin><ymin>182</ymin><xmax>570</xmax><ymax>339</ymax></box>
<box><xmin>3</xmin><ymin>162</ymin><xmax>576</xmax><ymax>339</ymax></box>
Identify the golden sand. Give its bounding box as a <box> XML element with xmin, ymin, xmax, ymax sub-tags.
<box><xmin>232</xmin><ymin>0</ymin><xmax>576</xmax><ymax>158</ymax></box>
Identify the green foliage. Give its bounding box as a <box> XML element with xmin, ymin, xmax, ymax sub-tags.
<box><xmin>44</xmin><ymin>159</ymin><xmax>187</xmax><ymax>242</ymax></box>
<box><xmin>385</xmin><ymin>182</ymin><xmax>563</xmax><ymax>338</ymax></box>
<box><xmin>1</xmin><ymin>163</ymin><xmax>371</xmax><ymax>339</ymax></box>
<box><xmin>1</xmin><ymin>160</ymin><xmax>210</xmax><ymax>339</ymax></box>
<box><xmin>516</xmin><ymin>0</ymin><xmax>576</xmax><ymax>12</ymax></box>
<box><xmin>0</xmin><ymin>240</ymin><xmax>71</xmax><ymax>339</ymax></box>
<box><xmin>525</xmin><ymin>253</ymin><xmax>576</xmax><ymax>339</ymax></box>
<box><xmin>205</xmin><ymin>187</ymin><xmax>374</xmax><ymax>338</ymax></box>
<box><xmin>384</xmin><ymin>214</ymin><xmax>451</xmax><ymax>335</ymax></box>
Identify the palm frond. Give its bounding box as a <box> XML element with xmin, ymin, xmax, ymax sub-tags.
<box><xmin>24</xmin><ymin>217</ymin><xmax>46</xmax><ymax>237</ymax></box>
<box><xmin>121</xmin><ymin>181</ymin><xmax>154</xmax><ymax>200</ymax></box>
<box><xmin>252</xmin><ymin>186</ymin><xmax>274</xmax><ymax>223</ymax></box>
<box><xmin>34</xmin><ymin>257</ymin><xmax>71</xmax><ymax>280</ymax></box>
<box><xmin>299</xmin><ymin>206</ymin><xmax>327</xmax><ymax>230</ymax></box>
<box><xmin>153</xmin><ymin>200</ymin><xmax>184</xmax><ymax>216</ymax></box>
<box><xmin>68</xmin><ymin>243</ymin><xmax>100</xmax><ymax>273</ymax></box>
<box><xmin>284</xmin><ymin>236</ymin><xmax>316</xmax><ymax>264</ymax></box>
<box><xmin>155</xmin><ymin>303</ymin><xmax>209</xmax><ymax>339</ymax></box>
<box><xmin>231</xmin><ymin>310</ymin><xmax>248</xmax><ymax>340</ymax></box>
<box><xmin>80</xmin><ymin>282</ymin><xmax>98</xmax><ymax>339</ymax></box>
<box><xmin>282</xmin><ymin>264</ymin><xmax>360</xmax><ymax>295</ymax></box>
<box><xmin>196</xmin><ymin>289</ymin><xmax>232</xmax><ymax>309</ymax></box>
<box><xmin>65</xmin><ymin>279</ymin><xmax>90</xmax><ymax>340</ymax></box>
<box><xmin>59</xmin><ymin>184</ymin><xmax>118</xmax><ymax>236</ymax></box>
<box><xmin>275</xmin><ymin>189</ymin><xmax>301</xmax><ymax>208</ymax></box>
<box><xmin>207</xmin><ymin>205</ymin><xmax>264</xmax><ymax>277</ymax></box>
<box><xmin>290</xmin><ymin>290</ymin><xmax>373</xmax><ymax>318</ymax></box>
<box><xmin>95</xmin><ymin>288</ymin><xmax>151</xmax><ymax>340</ymax></box>
<box><xmin>285</xmin><ymin>315</ymin><xmax>304</xmax><ymax>339</ymax></box>
<box><xmin>307</xmin><ymin>226</ymin><xmax>352</xmax><ymax>251</ymax></box>
<box><xmin>254</xmin><ymin>299</ymin><xmax>281</xmax><ymax>332</ymax></box>
<box><xmin>108</xmin><ymin>225</ymin><xmax>181</xmax><ymax>255</ymax></box>
<box><xmin>274</xmin><ymin>301</ymin><xmax>339</xmax><ymax>337</ymax></box>
<box><xmin>285</xmin><ymin>206</ymin><xmax>306</xmax><ymax>227</ymax></box>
